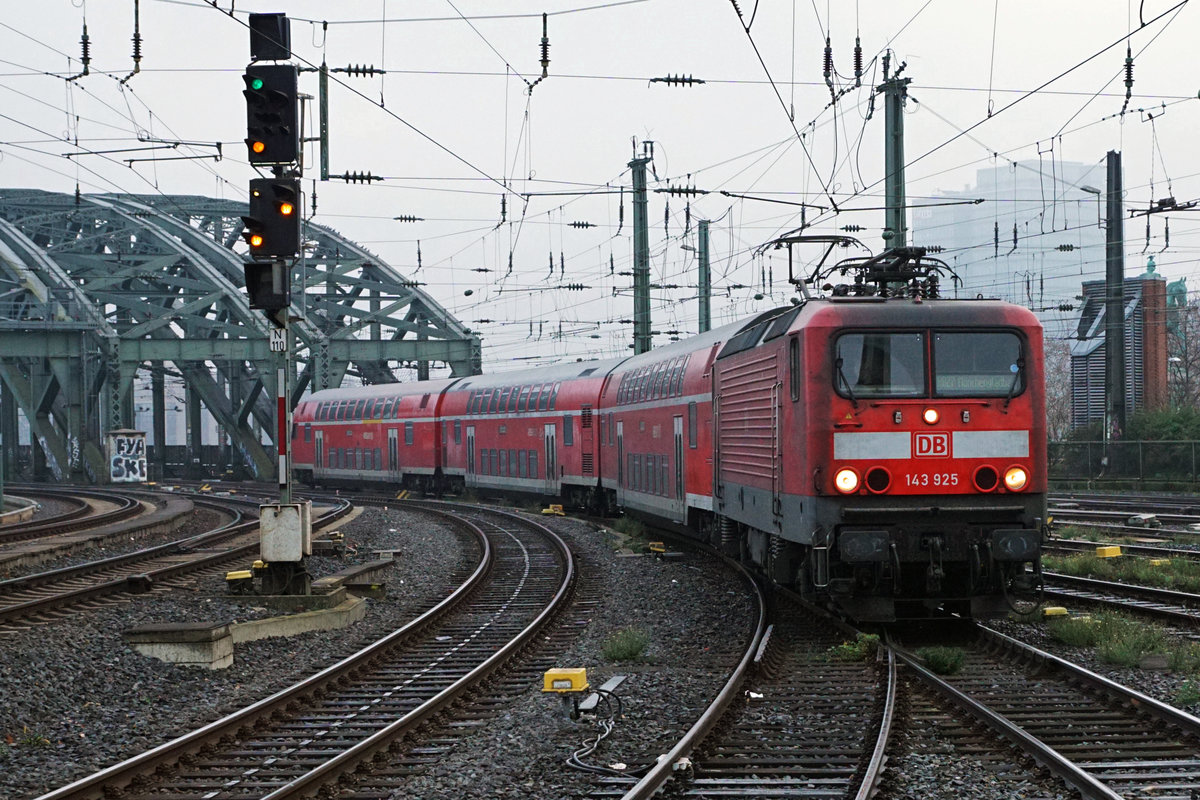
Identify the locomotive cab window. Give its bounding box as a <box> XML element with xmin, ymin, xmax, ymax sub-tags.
<box><xmin>834</xmin><ymin>332</ymin><xmax>925</xmax><ymax>398</ymax></box>
<box><xmin>933</xmin><ymin>331</ymin><xmax>1024</xmax><ymax>397</ymax></box>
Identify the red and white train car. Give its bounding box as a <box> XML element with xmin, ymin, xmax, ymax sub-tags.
<box><xmin>292</xmin><ymin>251</ymin><xmax>1046</xmax><ymax>620</ymax></box>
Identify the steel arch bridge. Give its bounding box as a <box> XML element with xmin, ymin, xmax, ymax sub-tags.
<box><xmin>0</xmin><ymin>189</ymin><xmax>480</xmax><ymax>483</ymax></box>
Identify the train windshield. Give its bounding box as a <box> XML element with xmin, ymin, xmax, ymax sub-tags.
<box><xmin>933</xmin><ymin>331</ymin><xmax>1023</xmax><ymax>397</ymax></box>
<box><xmin>834</xmin><ymin>332</ymin><xmax>925</xmax><ymax>398</ymax></box>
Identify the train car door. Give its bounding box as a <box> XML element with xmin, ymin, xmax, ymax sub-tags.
<box><xmin>615</xmin><ymin>420</ymin><xmax>625</xmax><ymax>506</ymax></box>
<box><xmin>387</xmin><ymin>428</ymin><xmax>400</xmax><ymax>483</ymax></box>
<box><xmin>466</xmin><ymin>425</ymin><xmax>476</xmax><ymax>487</ymax></box>
<box><xmin>673</xmin><ymin>415</ymin><xmax>685</xmax><ymax>520</ymax></box>
<box><xmin>314</xmin><ymin>430</ymin><xmax>324</xmax><ymax>479</ymax></box>
<box><xmin>543</xmin><ymin>422</ymin><xmax>558</xmax><ymax>494</ymax></box>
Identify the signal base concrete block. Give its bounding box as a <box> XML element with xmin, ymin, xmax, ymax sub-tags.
<box><xmin>122</xmin><ymin>622</ymin><xmax>234</xmax><ymax>670</ymax></box>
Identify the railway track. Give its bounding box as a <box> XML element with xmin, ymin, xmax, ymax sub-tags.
<box><xmin>34</xmin><ymin>503</ymin><xmax>575</xmax><ymax>800</ymax></box>
<box><xmin>896</xmin><ymin>623</ymin><xmax>1200</xmax><ymax>799</ymax></box>
<box><xmin>592</xmin><ymin>581</ymin><xmax>892</xmax><ymax>800</ymax></box>
<box><xmin>0</xmin><ymin>494</ymin><xmax>348</xmax><ymax>632</ymax></box>
<box><xmin>0</xmin><ymin>488</ymin><xmax>144</xmax><ymax>546</ymax></box>
<box><xmin>1043</xmin><ymin>571</ymin><xmax>1200</xmax><ymax>631</ymax></box>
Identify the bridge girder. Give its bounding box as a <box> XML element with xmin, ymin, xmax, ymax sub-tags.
<box><xmin>0</xmin><ymin>189</ymin><xmax>480</xmax><ymax>483</ymax></box>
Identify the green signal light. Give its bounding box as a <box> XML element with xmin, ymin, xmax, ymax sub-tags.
<box><xmin>250</xmin><ymin>77</ymin><xmax>264</xmax><ymax>90</ymax></box>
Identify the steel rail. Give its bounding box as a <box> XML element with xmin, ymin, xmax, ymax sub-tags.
<box><xmin>0</xmin><ymin>498</ymin><xmax>246</xmax><ymax>593</ymax></box>
<box><xmin>854</xmin><ymin>645</ymin><xmax>897</xmax><ymax>800</ymax></box>
<box><xmin>618</xmin><ymin>561</ymin><xmax>767</xmax><ymax>800</ymax></box>
<box><xmin>261</xmin><ymin>506</ymin><xmax>577</xmax><ymax>800</ymax></box>
<box><xmin>0</xmin><ymin>499</ymin><xmax>350</xmax><ymax>625</ymax></box>
<box><xmin>894</xmin><ymin>645</ymin><xmax>1124</xmax><ymax>800</ymax></box>
<box><xmin>0</xmin><ymin>491</ymin><xmax>143</xmax><ymax>544</ymax></box>
<box><xmin>33</xmin><ymin>504</ymin><xmax>492</xmax><ymax>800</ymax></box>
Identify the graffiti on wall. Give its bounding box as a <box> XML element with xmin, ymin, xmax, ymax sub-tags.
<box><xmin>108</xmin><ymin>432</ymin><xmax>147</xmax><ymax>483</ymax></box>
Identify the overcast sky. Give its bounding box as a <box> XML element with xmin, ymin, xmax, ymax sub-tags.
<box><xmin>2</xmin><ymin>0</ymin><xmax>1197</xmax><ymax>371</ymax></box>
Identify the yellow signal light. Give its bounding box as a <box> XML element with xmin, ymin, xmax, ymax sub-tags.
<box><xmin>251</xmin><ymin>141</ymin><xmax>266</xmax><ymax>154</ymax></box>
<box><xmin>279</xmin><ymin>201</ymin><xmax>295</xmax><ymax>216</ymax></box>
<box><xmin>249</xmin><ymin>233</ymin><xmax>264</xmax><ymax>248</ymax></box>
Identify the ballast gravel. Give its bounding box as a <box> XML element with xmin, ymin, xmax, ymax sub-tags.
<box><xmin>0</xmin><ymin>504</ymin><xmax>471</xmax><ymax>799</ymax></box>
<box><xmin>6</xmin><ymin>494</ymin><xmax>1172</xmax><ymax>800</ymax></box>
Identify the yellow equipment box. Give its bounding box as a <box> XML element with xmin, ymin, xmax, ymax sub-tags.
<box><xmin>542</xmin><ymin>667</ymin><xmax>588</xmax><ymax>693</ymax></box>
<box><xmin>1042</xmin><ymin>606</ymin><xmax>1069</xmax><ymax>617</ymax></box>
<box><xmin>1095</xmin><ymin>545</ymin><xmax>1122</xmax><ymax>558</ymax></box>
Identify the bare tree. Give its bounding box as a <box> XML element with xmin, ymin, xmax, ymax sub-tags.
<box><xmin>1043</xmin><ymin>336</ymin><xmax>1072</xmax><ymax>440</ymax></box>
<box><xmin>1168</xmin><ymin>298</ymin><xmax>1200</xmax><ymax>408</ymax></box>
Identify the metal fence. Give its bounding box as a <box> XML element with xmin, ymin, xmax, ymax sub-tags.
<box><xmin>1050</xmin><ymin>440</ymin><xmax>1200</xmax><ymax>488</ymax></box>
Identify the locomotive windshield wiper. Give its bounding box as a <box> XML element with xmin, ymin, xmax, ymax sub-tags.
<box><xmin>1002</xmin><ymin>358</ymin><xmax>1024</xmax><ymax>410</ymax></box>
<box><xmin>835</xmin><ymin>357</ymin><xmax>858</xmax><ymax>408</ymax></box>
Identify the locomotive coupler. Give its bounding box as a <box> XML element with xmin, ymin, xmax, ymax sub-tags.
<box><xmin>922</xmin><ymin>536</ymin><xmax>945</xmax><ymax>594</ymax></box>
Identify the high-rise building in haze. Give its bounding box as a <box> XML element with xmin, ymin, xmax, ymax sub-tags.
<box><xmin>912</xmin><ymin>160</ymin><xmax>1107</xmax><ymax>314</ymax></box>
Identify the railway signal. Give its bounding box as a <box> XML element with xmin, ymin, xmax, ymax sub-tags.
<box><xmin>242</xmin><ymin>177</ymin><xmax>300</xmax><ymax>259</ymax></box>
<box><xmin>243</xmin><ymin>63</ymin><xmax>298</xmax><ymax>165</ymax></box>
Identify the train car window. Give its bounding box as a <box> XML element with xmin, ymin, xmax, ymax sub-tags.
<box><xmin>933</xmin><ymin>331</ymin><xmax>1024</xmax><ymax>397</ymax></box>
<box><xmin>527</xmin><ymin>385</ymin><xmax>541</xmax><ymax>411</ymax></box>
<box><xmin>563</xmin><ymin>415</ymin><xmax>574</xmax><ymax>446</ymax></box>
<box><xmin>356</xmin><ymin>399</ymin><xmax>368</xmax><ymax>419</ymax></box>
<box><xmin>304</xmin><ymin>423</ymin><xmax>312</xmax><ymax>442</ymax></box>
<box><xmin>454</xmin><ymin>420</ymin><xmax>462</xmax><ymax>444</ymax></box>
<box><xmin>508</xmin><ymin>449</ymin><xmax>517</xmax><ymax>474</ymax></box>
<box><xmin>789</xmin><ymin>337</ymin><xmax>801</xmax><ymax>401</ymax></box>
<box><xmin>364</xmin><ymin>449</ymin><xmax>373</xmax><ymax>470</ymax></box>
<box><xmin>519</xmin><ymin>450</ymin><xmax>528</xmax><ymax>478</ymax></box>
<box><xmin>508</xmin><ymin>387</ymin><xmax>520</xmax><ymax>413</ymax></box>
<box><xmin>834</xmin><ymin>332</ymin><xmax>925</xmax><ymax>398</ymax></box>
<box><xmin>529</xmin><ymin>450</ymin><xmax>538</xmax><ymax>479</ymax></box>
<box><xmin>488</xmin><ymin>389</ymin><xmax>501</xmax><ymax>414</ymax></box>
<box><xmin>538</xmin><ymin>384</ymin><xmax>551</xmax><ymax>411</ymax></box>
<box><xmin>688</xmin><ymin>402</ymin><xmax>698</xmax><ymax>448</ymax></box>
<box><xmin>382</xmin><ymin>398</ymin><xmax>395</xmax><ymax>419</ymax></box>
<box><xmin>420</xmin><ymin>393</ymin><xmax>431</xmax><ymax>409</ymax></box>
<box><xmin>374</xmin><ymin>448</ymin><xmax>382</xmax><ymax>469</ymax></box>
<box><xmin>654</xmin><ymin>363</ymin><xmax>669</xmax><ymax>398</ymax></box>
<box><xmin>609</xmin><ymin>413</ymin><xmax>615</xmax><ymax>446</ymax></box>
<box><xmin>499</xmin><ymin>449</ymin><xmax>508</xmax><ymax>476</ymax></box>
<box><xmin>515</xmin><ymin>386</ymin><xmax>527</xmax><ymax>411</ymax></box>
<box><xmin>661</xmin><ymin>459</ymin><xmax>669</xmax><ymax>496</ymax></box>
<box><xmin>334</xmin><ymin>401</ymin><xmax>345</xmax><ymax>421</ymax></box>
<box><xmin>467</xmin><ymin>391</ymin><xmax>477</xmax><ymax>414</ymax></box>
<box><xmin>549</xmin><ymin>382</ymin><xmax>560</xmax><ymax>410</ymax></box>
<box><xmin>404</xmin><ymin>421</ymin><xmax>414</xmax><ymax>445</ymax></box>
<box><xmin>290</xmin><ymin>422</ymin><xmax>298</xmax><ymax>440</ymax></box>
<box><xmin>497</xmin><ymin>387</ymin><xmax>511</xmax><ymax>411</ymax></box>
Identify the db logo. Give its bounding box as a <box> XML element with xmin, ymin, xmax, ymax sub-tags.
<box><xmin>914</xmin><ymin>432</ymin><xmax>950</xmax><ymax>458</ymax></box>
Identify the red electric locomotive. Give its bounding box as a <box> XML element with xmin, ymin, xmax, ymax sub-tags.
<box><xmin>292</xmin><ymin>249</ymin><xmax>1046</xmax><ymax>621</ymax></box>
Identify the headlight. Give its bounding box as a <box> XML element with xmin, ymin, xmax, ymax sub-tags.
<box><xmin>1003</xmin><ymin>465</ymin><xmax>1029</xmax><ymax>491</ymax></box>
<box><xmin>922</xmin><ymin>408</ymin><xmax>940</xmax><ymax>425</ymax></box>
<box><xmin>834</xmin><ymin>468</ymin><xmax>860</xmax><ymax>494</ymax></box>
